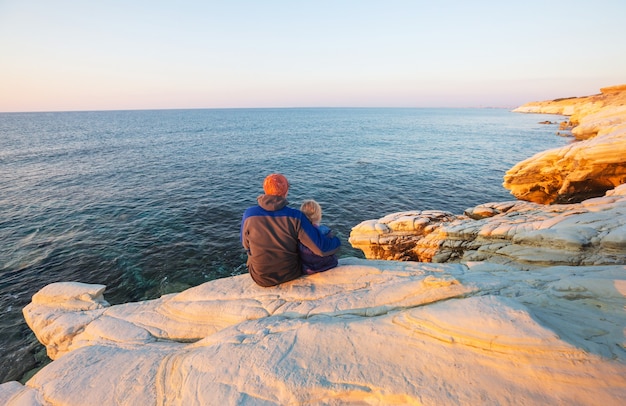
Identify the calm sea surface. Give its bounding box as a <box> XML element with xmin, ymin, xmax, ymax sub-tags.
<box><xmin>0</xmin><ymin>108</ymin><xmax>569</xmax><ymax>382</ymax></box>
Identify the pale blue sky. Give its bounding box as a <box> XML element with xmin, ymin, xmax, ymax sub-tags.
<box><xmin>1</xmin><ymin>0</ymin><xmax>625</xmax><ymax>112</ymax></box>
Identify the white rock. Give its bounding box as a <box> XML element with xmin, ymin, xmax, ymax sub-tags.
<box><xmin>4</xmin><ymin>259</ymin><xmax>626</xmax><ymax>405</ymax></box>
<box><xmin>349</xmin><ymin>187</ymin><xmax>626</xmax><ymax>266</ymax></box>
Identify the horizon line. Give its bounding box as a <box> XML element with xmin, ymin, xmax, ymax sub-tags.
<box><xmin>0</xmin><ymin>105</ymin><xmax>518</xmax><ymax>114</ymax></box>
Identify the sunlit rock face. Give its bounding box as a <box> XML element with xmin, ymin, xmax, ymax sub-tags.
<box><xmin>2</xmin><ymin>258</ymin><xmax>626</xmax><ymax>405</ymax></box>
<box><xmin>513</xmin><ymin>84</ymin><xmax>626</xmax><ymax>122</ymax></box>
<box><xmin>349</xmin><ymin>184</ymin><xmax>626</xmax><ymax>266</ymax></box>
<box><xmin>506</xmin><ymin>85</ymin><xmax>626</xmax><ymax>204</ymax></box>
<box><xmin>346</xmin><ymin>210</ymin><xmax>461</xmax><ymax>261</ymax></box>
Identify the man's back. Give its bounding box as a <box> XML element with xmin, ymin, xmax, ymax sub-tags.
<box><xmin>241</xmin><ymin>194</ymin><xmax>302</xmax><ymax>286</ymax></box>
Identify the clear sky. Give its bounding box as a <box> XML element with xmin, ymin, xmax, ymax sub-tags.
<box><xmin>1</xmin><ymin>0</ymin><xmax>625</xmax><ymax>112</ymax></box>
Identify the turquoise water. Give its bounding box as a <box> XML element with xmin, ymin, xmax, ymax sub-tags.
<box><xmin>0</xmin><ymin>108</ymin><xmax>569</xmax><ymax>381</ymax></box>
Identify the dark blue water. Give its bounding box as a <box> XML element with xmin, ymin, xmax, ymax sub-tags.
<box><xmin>0</xmin><ymin>108</ymin><xmax>569</xmax><ymax>381</ymax></box>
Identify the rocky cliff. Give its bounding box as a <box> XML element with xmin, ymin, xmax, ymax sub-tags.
<box><xmin>348</xmin><ymin>85</ymin><xmax>626</xmax><ymax>266</ymax></box>
<box><xmin>505</xmin><ymin>84</ymin><xmax>626</xmax><ymax>204</ymax></box>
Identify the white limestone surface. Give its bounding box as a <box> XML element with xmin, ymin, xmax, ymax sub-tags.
<box><xmin>2</xmin><ymin>258</ymin><xmax>625</xmax><ymax>405</ymax></box>
<box><xmin>349</xmin><ymin>184</ymin><xmax>626</xmax><ymax>266</ymax></box>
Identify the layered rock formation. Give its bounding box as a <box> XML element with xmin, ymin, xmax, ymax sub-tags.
<box><xmin>505</xmin><ymin>85</ymin><xmax>626</xmax><ymax>204</ymax></box>
<box><xmin>349</xmin><ymin>85</ymin><xmax>626</xmax><ymax>264</ymax></box>
<box><xmin>349</xmin><ymin>184</ymin><xmax>626</xmax><ymax>265</ymax></box>
<box><xmin>1</xmin><ymin>259</ymin><xmax>625</xmax><ymax>405</ymax></box>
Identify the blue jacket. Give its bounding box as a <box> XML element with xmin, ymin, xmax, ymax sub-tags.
<box><xmin>241</xmin><ymin>195</ymin><xmax>341</xmax><ymax>287</ymax></box>
<box><xmin>298</xmin><ymin>225</ymin><xmax>339</xmax><ymax>274</ymax></box>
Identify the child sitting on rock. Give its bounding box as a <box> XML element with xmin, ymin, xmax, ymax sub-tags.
<box><xmin>299</xmin><ymin>199</ymin><xmax>339</xmax><ymax>275</ymax></box>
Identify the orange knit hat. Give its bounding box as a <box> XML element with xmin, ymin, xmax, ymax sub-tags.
<box><xmin>263</xmin><ymin>173</ymin><xmax>289</xmax><ymax>196</ymax></box>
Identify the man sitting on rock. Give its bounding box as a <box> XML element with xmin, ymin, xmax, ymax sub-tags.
<box><xmin>241</xmin><ymin>173</ymin><xmax>341</xmax><ymax>287</ymax></box>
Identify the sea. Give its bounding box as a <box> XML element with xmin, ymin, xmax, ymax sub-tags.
<box><xmin>0</xmin><ymin>107</ymin><xmax>569</xmax><ymax>382</ymax></box>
